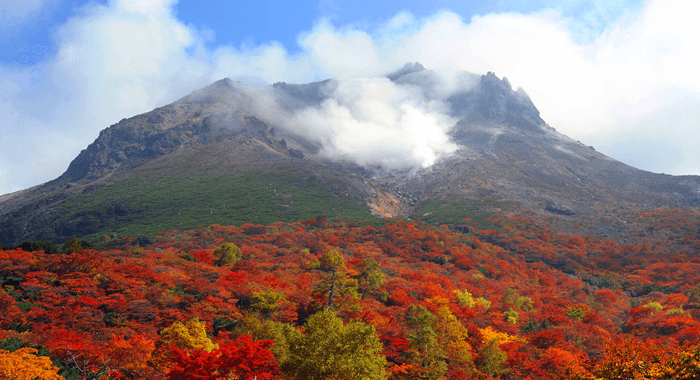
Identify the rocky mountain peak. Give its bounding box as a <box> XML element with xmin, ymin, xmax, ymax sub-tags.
<box><xmin>447</xmin><ymin>71</ymin><xmax>545</xmax><ymax>134</ymax></box>
<box><xmin>386</xmin><ymin>62</ymin><xmax>426</xmax><ymax>81</ymax></box>
<box><xmin>3</xmin><ymin>64</ymin><xmax>700</xmax><ymax>246</ymax></box>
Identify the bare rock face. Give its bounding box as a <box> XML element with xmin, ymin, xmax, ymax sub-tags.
<box><xmin>272</xmin><ymin>79</ymin><xmax>334</xmax><ymax>110</ymax></box>
<box><xmin>289</xmin><ymin>149</ymin><xmax>305</xmax><ymax>159</ymax></box>
<box><xmin>48</xmin><ymin>78</ymin><xmax>322</xmax><ymax>188</ymax></box>
<box><xmin>386</xmin><ymin>62</ymin><xmax>426</xmax><ymax>81</ymax></box>
<box><xmin>448</xmin><ymin>71</ymin><xmax>545</xmax><ymax>130</ymax></box>
<box><xmin>545</xmin><ymin>202</ymin><xmax>576</xmax><ymax>216</ymax></box>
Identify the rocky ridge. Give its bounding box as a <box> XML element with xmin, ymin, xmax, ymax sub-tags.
<box><xmin>1</xmin><ymin>64</ymin><xmax>699</xmax><ymax>244</ymax></box>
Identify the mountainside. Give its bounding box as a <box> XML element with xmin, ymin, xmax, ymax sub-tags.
<box><xmin>3</xmin><ymin>210</ymin><xmax>700</xmax><ymax>379</ymax></box>
<box><xmin>1</xmin><ymin>63</ymin><xmax>699</xmax><ymax>245</ymax></box>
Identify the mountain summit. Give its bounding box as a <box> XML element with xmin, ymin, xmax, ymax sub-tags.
<box><xmin>1</xmin><ymin>64</ymin><xmax>699</xmax><ymax>244</ymax></box>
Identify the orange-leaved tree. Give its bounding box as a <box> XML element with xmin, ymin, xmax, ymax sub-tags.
<box><xmin>0</xmin><ymin>347</ymin><xmax>64</xmax><ymax>380</ymax></box>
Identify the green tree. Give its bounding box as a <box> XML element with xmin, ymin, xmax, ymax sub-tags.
<box><xmin>454</xmin><ymin>289</ymin><xmax>476</xmax><ymax>308</ymax></box>
<box><xmin>315</xmin><ymin>271</ymin><xmax>360</xmax><ymax>310</ymax></box>
<box><xmin>283</xmin><ymin>309</ymin><xmax>387</xmax><ymax>380</ymax></box>
<box><xmin>435</xmin><ymin>306</ymin><xmax>473</xmax><ymax>373</ymax></box>
<box><xmin>234</xmin><ymin>314</ymin><xmax>301</xmax><ymax>367</ymax></box>
<box><xmin>687</xmin><ymin>284</ymin><xmax>700</xmax><ymax>307</ymax></box>
<box><xmin>18</xmin><ymin>240</ymin><xmax>61</xmax><ymax>254</ymax></box>
<box><xmin>504</xmin><ymin>309</ymin><xmax>520</xmax><ymax>324</ymax></box>
<box><xmin>62</xmin><ymin>237</ymin><xmax>92</xmax><ymax>253</ymax></box>
<box><xmin>644</xmin><ymin>301</ymin><xmax>663</xmax><ymax>312</ymax></box>
<box><xmin>477</xmin><ymin>340</ymin><xmax>508</xmax><ymax>377</ymax></box>
<box><xmin>313</xmin><ymin>250</ymin><xmax>359</xmax><ymax>310</ymax></box>
<box><xmin>404</xmin><ymin>305</ymin><xmax>447</xmax><ymax>379</ymax></box>
<box><xmin>213</xmin><ymin>242</ymin><xmax>242</xmax><ymax>266</ymax></box>
<box><xmin>319</xmin><ymin>249</ymin><xmax>346</xmax><ymax>272</ymax></box>
<box><xmin>504</xmin><ymin>288</ymin><xmax>533</xmax><ymax>311</ymax></box>
<box><xmin>251</xmin><ymin>290</ymin><xmax>287</xmax><ymax>314</ymax></box>
<box><xmin>566</xmin><ymin>306</ymin><xmax>585</xmax><ymax>321</ymax></box>
<box><xmin>354</xmin><ymin>258</ymin><xmax>385</xmax><ymax>299</ymax></box>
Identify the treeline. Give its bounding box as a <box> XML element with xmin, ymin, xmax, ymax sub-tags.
<box><xmin>1</xmin><ymin>237</ymin><xmax>93</xmax><ymax>255</ymax></box>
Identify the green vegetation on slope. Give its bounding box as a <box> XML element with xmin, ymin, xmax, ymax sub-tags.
<box><xmin>32</xmin><ymin>171</ymin><xmax>373</xmax><ymax>243</ymax></box>
<box><xmin>415</xmin><ymin>198</ymin><xmax>514</xmax><ymax>232</ymax></box>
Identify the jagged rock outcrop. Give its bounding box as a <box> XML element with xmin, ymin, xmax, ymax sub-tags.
<box><xmin>49</xmin><ymin>79</ymin><xmax>322</xmax><ymax>187</ymax></box>
<box><xmin>386</xmin><ymin>62</ymin><xmax>426</xmax><ymax>81</ymax></box>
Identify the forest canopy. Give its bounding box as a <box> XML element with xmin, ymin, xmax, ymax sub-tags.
<box><xmin>2</xmin><ymin>210</ymin><xmax>700</xmax><ymax>379</ymax></box>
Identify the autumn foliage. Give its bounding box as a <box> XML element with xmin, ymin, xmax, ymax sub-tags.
<box><xmin>167</xmin><ymin>335</ymin><xmax>280</xmax><ymax>380</ymax></box>
<box><xmin>2</xmin><ymin>210</ymin><xmax>700</xmax><ymax>379</ymax></box>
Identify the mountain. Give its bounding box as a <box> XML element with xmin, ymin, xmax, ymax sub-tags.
<box><xmin>1</xmin><ymin>63</ymin><xmax>699</xmax><ymax>245</ymax></box>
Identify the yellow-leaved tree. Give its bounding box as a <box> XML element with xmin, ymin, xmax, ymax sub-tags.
<box><xmin>150</xmin><ymin>317</ymin><xmax>218</xmax><ymax>371</ymax></box>
<box><xmin>283</xmin><ymin>309</ymin><xmax>387</xmax><ymax>379</ymax></box>
<box><xmin>0</xmin><ymin>347</ymin><xmax>64</xmax><ymax>380</ymax></box>
<box><xmin>233</xmin><ymin>313</ymin><xmax>301</xmax><ymax>368</ymax></box>
<box><xmin>403</xmin><ymin>304</ymin><xmax>447</xmax><ymax>379</ymax></box>
<box><xmin>213</xmin><ymin>242</ymin><xmax>242</xmax><ymax>266</ymax></box>
<box><xmin>435</xmin><ymin>306</ymin><xmax>474</xmax><ymax>374</ymax></box>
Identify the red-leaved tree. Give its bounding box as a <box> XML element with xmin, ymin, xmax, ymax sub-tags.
<box><xmin>167</xmin><ymin>335</ymin><xmax>280</xmax><ymax>380</ymax></box>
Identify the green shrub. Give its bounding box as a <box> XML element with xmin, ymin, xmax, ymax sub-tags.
<box><xmin>213</xmin><ymin>242</ymin><xmax>242</xmax><ymax>266</ymax></box>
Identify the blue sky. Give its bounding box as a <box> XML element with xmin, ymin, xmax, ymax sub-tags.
<box><xmin>1</xmin><ymin>0</ymin><xmax>643</xmax><ymax>62</ymax></box>
<box><xmin>1</xmin><ymin>0</ymin><xmax>698</xmax><ymax>195</ymax></box>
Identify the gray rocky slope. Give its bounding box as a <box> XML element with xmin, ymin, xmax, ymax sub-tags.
<box><xmin>1</xmin><ymin>63</ymin><xmax>699</xmax><ymax>244</ymax></box>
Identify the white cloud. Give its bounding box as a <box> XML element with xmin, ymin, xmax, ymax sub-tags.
<box><xmin>1</xmin><ymin>0</ymin><xmax>699</xmax><ymax>196</ymax></box>
<box><xmin>285</xmin><ymin>78</ymin><xmax>458</xmax><ymax>169</ymax></box>
<box><xmin>378</xmin><ymin>1</ymin><xmax>700</xmax><ymax>175</ymax></box>
<box><xmin>0</xmin><ymin>0</ymin><xmax>214</xmax><ymax>195</ymax></box>
<box><xmin>300</xmin><ymin>23</ymin><xmax>383</xmax><ymax>79</ymax></box>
